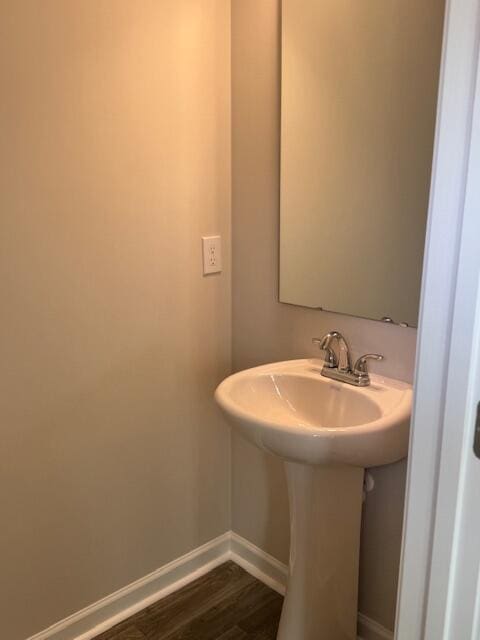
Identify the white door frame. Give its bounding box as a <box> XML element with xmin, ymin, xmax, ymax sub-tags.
<box><xmin>396</xmin><ymin>0</ymin><xmax>480</xmax><ymax>637</ymax></box>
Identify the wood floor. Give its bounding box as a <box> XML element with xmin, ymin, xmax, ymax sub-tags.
<box><xmin>93</xmin><ymin>562</ymin><xmax>283</xmax><ymax>640</ymax></box>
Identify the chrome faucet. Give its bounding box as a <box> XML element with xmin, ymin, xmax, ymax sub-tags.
<box><xmin>312</xmin><ymin>331</ymin><xmax>383</xmax><ymax>387</ymax></box>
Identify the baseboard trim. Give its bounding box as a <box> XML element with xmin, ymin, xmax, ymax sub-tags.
<box><xmin>27</xmin><ymin>531</ymin><xmax>393</xmax><ymax>640</ymax></box>
<box><xmin>27</xmin><ymin>533</ymin><xmax>231</xmax><ymax>640</ymax></box>
<box><xmin>357</xmin><ymin>613</ymin><xmax>394</xmax><ymax>640</ymax></box>
<box><xmin>230</xmin><ymin>533</ymin><xmax>393</xmax><ymax>640</ymax></box>
<box><xmin>230</xmin><ymin>531</ymin><xmax>288</xmax><ymax>596</ymax></box>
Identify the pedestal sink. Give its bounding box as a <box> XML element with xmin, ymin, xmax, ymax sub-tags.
<box><xmin>215</xmin><ymin>359</ymin><xmax>412</xmax><ymax>640</ymax></box>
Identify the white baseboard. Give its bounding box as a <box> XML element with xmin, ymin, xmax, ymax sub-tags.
<box><xmin>230</xmin><ymin>532</ymin><xmax>393</xmax><ymax>640</ymax></box>
<box><xmin>27</xmin><ymin>531</ymin><xmax>393</xmax><ymax>640</ymax></box>
<box><xmin>27</xmin><ymin>533</ymin><xmax>231</xmax><ymax>640</ymax></box>
<box><xmin>357</xmin><ymin>613</ymin><xmax>394</xmax><ymax>640</ymax></box>
<box><xmin>230</xmin><ymin>531</ymin><xmax>288</xmax><ymax>596</ymax></box>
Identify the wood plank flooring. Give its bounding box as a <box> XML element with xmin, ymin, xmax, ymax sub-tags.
<box><xmin>93</xmin><ymin>562</ymin><xmax>283</xmax><ymax>640</ymax></box>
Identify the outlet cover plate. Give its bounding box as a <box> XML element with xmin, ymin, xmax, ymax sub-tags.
<box><xmin>202</xmin><ymin>236</ymin><xmax>222</xmax><ymax>275</ymax></box>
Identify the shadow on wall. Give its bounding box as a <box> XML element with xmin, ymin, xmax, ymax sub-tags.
<box><xmin>359</xmin><ymin>460</ymin><xmax>408</xmax><ymax>625</ymax></box>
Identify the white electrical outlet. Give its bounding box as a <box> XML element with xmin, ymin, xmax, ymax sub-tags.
<box><xmin>202</xmin><ymin>236</ymin><xmax>222</xmax><ymax>275</ymax></box>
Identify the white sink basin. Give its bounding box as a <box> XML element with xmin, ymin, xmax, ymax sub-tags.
<box><xmin>215</xmin><ymin>358</ymin><xmax>412</xmax><ymax>640</ymax></box>
<box><xmin>215</xmin><ymin>359</ymin><xmax>411</xmax><ymax>468</ymax></box>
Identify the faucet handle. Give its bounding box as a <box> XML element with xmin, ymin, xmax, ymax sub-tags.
<box><xmin>354</xmin><ymin>354</ymin><xmax>384</xmax><ymax>375</ymax></box>
<box><xmin>312</xmin><ymin>337</ymin><xmax>338</xmax><ymax>368</ymax></box>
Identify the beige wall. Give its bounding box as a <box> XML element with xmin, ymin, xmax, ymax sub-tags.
<box><xmin>231</xmin><ymin>0</ymin><xmax>419</xmax><ymax>630</ymax></box>
<box><xmin>0</xmin><ymin>3</ymin><xmax>231</xmax><ymax>639</ymax></box>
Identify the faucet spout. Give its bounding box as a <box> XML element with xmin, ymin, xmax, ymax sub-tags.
<box><xmin>312</xmin><ymin>333</ymin><xmax>338</xmax><ymax>368</ymax></box>
<box><xmin>331</xmin><ymin>331</ymin><xmax>352</xmax><ymax>372</ymax></box>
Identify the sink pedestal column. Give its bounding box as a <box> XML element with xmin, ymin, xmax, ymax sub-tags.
<box><xmin>277</xmin><ymin>462</ymin><xmax>364</xmax><ymax>640</ymax></box>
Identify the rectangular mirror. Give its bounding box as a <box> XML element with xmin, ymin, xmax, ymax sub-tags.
<box><xmin>279</xmin><ymin>0</ymin><xmax>445</xmax><ymax>327</ymax></box>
